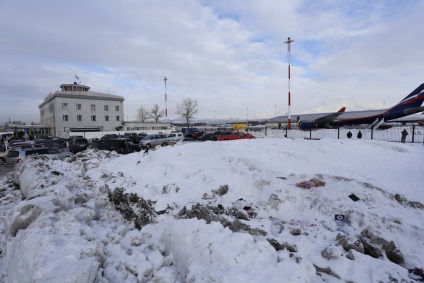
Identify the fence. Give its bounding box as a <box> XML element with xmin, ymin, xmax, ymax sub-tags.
<box><xmin>254</xmin><ymin>125</ymin><xmax>424</xmax><ymax>144</ymax></box>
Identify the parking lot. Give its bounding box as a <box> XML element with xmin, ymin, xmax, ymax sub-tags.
<box><xmin>0</xmin><ymin>165</ymin><xmax>13</xmax><ymax>179</ymax></box>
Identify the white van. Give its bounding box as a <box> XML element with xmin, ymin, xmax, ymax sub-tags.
<box><xmin>167</xmin><ymin>133</ymin><xmax>184</xmax><ymax>142</ymax></box>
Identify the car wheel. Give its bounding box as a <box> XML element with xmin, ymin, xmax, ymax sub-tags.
<box><xmin>146</xmin><ymin>144</ymin><xmax>151</xmax><ymax>148</ymax></box>
<box><xmin>0</xmin><ymin>157</ymin><xmax>4</xmax><ymax>165</ymax></box>
<box><xmin>162</xmin><ymin>142</ymin><xmax>168</xmax><ymax>147</ymax></box>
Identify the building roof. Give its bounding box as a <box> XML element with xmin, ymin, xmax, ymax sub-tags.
<box><xmin>39</xmin><ymin>84</ymin><xmax>124</xmax><ymax>108</ymax></box>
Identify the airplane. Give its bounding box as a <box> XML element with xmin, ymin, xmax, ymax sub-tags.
<box><xmin>269</xmin><ymin>83</ymin><xmax>424</xmax><ymax>129</ymax></box>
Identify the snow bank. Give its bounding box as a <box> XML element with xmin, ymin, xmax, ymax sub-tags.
<box><xmin>0</xmin><ymin>139</ymin><xmax>423</xmax><ymax>282</ymax></box>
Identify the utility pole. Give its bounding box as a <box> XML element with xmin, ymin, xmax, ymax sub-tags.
<box><xmin>284</xmin><ymin>37</ymin><xmax>294</xmax><ymax>130</ymax></box>
<box><xmin>164</xmin><ymin>77</ymin><xmax>168</xmax><ymax>118</ymax></box>
<box><xmin>247</xmin><ymin>107</ymin><xmax>249</xmax><ymax>132</ymax></box>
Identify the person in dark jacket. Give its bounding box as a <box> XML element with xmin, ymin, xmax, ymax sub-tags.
<box><xmin>347</xmin><ymin>131</ymin><xmax>352</xmax><ymax>139</ymax></box>
<box><xmin>357</xmin><ymin>131</ymin><xmax>362</xmax><ymax>139</ymax></box>
<box><xmin>401</xmin><ymin>129</ymin><xmax>408</xmax><ymax>143</ymax></box>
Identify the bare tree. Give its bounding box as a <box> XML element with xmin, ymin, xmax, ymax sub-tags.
<box><xmin>136</xmin><ymin>106</ymin><xmax>150</xmax><ymax>122</ymax></box>
<box><xmin>176</xmin><ymin>98</ymin><xmax>198</xmax><ymax>127</ymax></box>
<box><xmin>149</xmin><ymin>104</ymin><xmax>165</xmax><ymax>122</ymax></box>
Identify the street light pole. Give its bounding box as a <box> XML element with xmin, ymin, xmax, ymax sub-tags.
<box><xmin>284</xmin><ymin>37</ymin><xmax>294</xmax><ymax>130</ymax></box>
<box><xmin>164</xmin><ymin>77</ymin><xmax>168</xmax><ymax>118</ymax></box>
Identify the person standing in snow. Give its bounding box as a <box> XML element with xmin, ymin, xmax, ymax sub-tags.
<box><xmin>347</xmin><ymin>131</ymin><xmax>352</xmax><ymax>139</ymax></box>
<box><xmin>401</xmin><ymin>129</ymin><xmax>408</xmax><ymax>143</ymax></box>
<box><xmin>4</xmin><ymin>137</ymin><xmax>9</xmax><ymax>151</ymax></box>
<box><xmin>357</xmin><ymin>131</ymin><xmax>362</xmax><ymax>139</ymax></box>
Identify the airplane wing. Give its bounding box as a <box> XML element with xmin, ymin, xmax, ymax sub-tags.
<box><xmin>269</xmin><ymin>107</ymin><xmax>346</xmax><ymax>124</ymax></box>
<box><xmin>313</xmin><ymin>107</ymin><xmax>346</xmax><ymax>123</ymax></box>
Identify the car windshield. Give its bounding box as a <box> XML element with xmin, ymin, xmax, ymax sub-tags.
<box><xmin>27</xmin><ymin>149</ymin><xmax>49</xmax><ymax>156</ymax></box>
<box><xmin>7</xmin><ymin>151</ymin><xmax>19</xmax><ymax>157</ymax></box>
<box><xmin>75</xmin><ymin>139</ymin><xmax>88</xmax><ymax>144</ymax></box>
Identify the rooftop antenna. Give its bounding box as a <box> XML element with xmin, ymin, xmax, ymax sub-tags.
<box><xmin>74</xmin><ymin>74</ymin><xmax>80</xmax><ymax>85</ymax></box>
<box><xmin>284</xmin><ymin>37</ymin><xmax>294</xmax><ymax>130</ymax></box>
<box><xmin>164</xmin><ymin>77</ymin><xmax>168</xmax><ymax>118</ymax></box>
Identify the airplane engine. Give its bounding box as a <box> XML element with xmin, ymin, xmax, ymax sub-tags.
<box><xmin>299</xmin><ymin>122</ymin><xmax>317</xmax><ymax>129</ymax></box>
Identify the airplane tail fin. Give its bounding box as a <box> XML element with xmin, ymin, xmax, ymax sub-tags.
<box><xmin>389</xmin><ymin>84</ymin><xmax>424</xmax><ymax>114</ymax></box>
<box><xmin>396</xmin><ymin>83</ymin><xmax>424</xmax><ymax>107</ymax></box>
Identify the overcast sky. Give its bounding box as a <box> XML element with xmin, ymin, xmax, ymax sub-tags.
<box><xmin>1</xmin><ymin>0</ymin><xmax>423</xmax><ymax>123</ymax></box>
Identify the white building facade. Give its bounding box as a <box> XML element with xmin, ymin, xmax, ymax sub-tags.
<box><xmin>39</xmin><ymin>83</ymin><xmax>124</xmax><ymax>137</ymax></box>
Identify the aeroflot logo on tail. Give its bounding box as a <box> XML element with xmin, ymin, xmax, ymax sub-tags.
<box><xmin>400</xmin><ymin>89</ymin><xmax>424</xmax><ymax>104</ymax></box>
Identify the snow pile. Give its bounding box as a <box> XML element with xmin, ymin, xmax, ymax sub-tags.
<box><xmin>0</xmin><ymin>138</ymin><xmax>423</xmax><ymax>282</ymax></box>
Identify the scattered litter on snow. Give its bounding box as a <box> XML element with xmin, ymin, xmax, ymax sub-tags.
<box><xmin>349</xmin><ymin>193</ymin><xmax>360</xmax><ymax>201</ymax></box>
<box><xmin>295</xmin><ymin>178</ymin><xmax>326</xmax><ymax>189</ymax></box>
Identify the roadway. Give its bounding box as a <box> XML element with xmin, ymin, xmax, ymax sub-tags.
<box><xmin>0</xmin><ymin>165</ymin><xmax>13</xmax><ymax>180</ymax></box>
<box><xmin>0</xmin><ymin>165</ymin><xmax>14</xmax><ymax>180</ymax></box>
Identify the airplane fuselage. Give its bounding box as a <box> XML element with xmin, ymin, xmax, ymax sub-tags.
<box><xmin>269</xmin><ymin>83</ymin><xmax>424</xmax><ymax>128</ymax></box>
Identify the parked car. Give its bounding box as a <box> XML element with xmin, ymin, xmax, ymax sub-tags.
<box><xmin>184</xmin><ymin>131</ymin><xmax>204</xmax><ymax>140</ymax></box>
<box><xmin>123</xmin><ymin>132</ymin><xmax>138</xmax><ymax>143</ymax></box>
<box><xmin>167</xmin><ymin>132</ymin><xmax>184</xmax><ymax>142</ymax></box>
<box><xmin>7</xmin><ymin>142</ymin><xmax>34</xmax><ymax>148</ymax></box>
<box><xmin>1</xmin><ymin>143</ymin><xmax>44</xmax><ymax>165</ymax></box>
<box><xmin>100</xmin><ymin>134</ymin><xmax>119</xmax><ymax>140</ymax></box>
<box><xmin>139</xmin><ymin>134</ymin><xmax>170</xmax><ymax>149</ymax></box>
<box><xmin>4</xmin><ymin>148</ymin><xmax>73</xmax><ymax>167</ymax></box>
<box><xmin>91</xmin><ymin>138</ymin><xmax>140</xmax><ymax>154</ymax></box>
<box><xmin>8</xmin><ymin>140</ymin><xmax>25</xmax><ymax>147</ymax></box>
<box><xmin>174</xmin><ymin>137</ymin><xmax>200</xmax><ymax>145</ymax></box>
<box><xmin>70</xmin><ymin>138</ymin><xmax>90</xmax><ymax>154</ymax></box>
<box><xmin>53</xmin><ymin>138</ymin><xmax>68</xmax><ymax>149</ymax></box>
<box><xmin>135</xmin><ymin>133</ymin><xmax>148</xmax><ymax>143</ymax></box>
<box><xmin>0</xmin><ymin>150</ymin><xmax>9</xmax><ymax>165</ymax></box>
<box><xmin>217</xmin><ymin>132</ymin><xmax>256</xmax><ymax>141</ymax></box>
<box><xmin>68</xmin><ymin>136</ymin><xmax>84</xmax><ymax>147</ymax></box>
<box><xmin>199</xmin><ymin>133</ymin><xmax>219</xmax><ymax>141</ymax></box>
<box><xmin>34</xmin><ymin>139</ymin><xmax>63</xmax><ymax>149</ymax></box>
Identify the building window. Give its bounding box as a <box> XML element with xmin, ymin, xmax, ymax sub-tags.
<box><xmin>91</xmin><ymin>104</ymin><xmax>96</xmax><ymax>111</ymax></box>
<box><xmin>116</xmin><ymin>116</ymin><xmax>120</xmax><ymax>121</ymax></box>
<box><xmin>105</xmin><ymin>115</ymin><xmax>109</xmax><ymax>121</ymax></box>
<box><xmin>41</xmin><ymin>110</ymin><xmax>44</xmax><ymax>116</ymax></box>
<box><xmin>77</xmin><ymin>115</ymin><xmax>82</xmax><ymax>122</ymax></box>
<box><xmin>63</xmin><ymin>115</ymin><xmax>68</xmax><ymax>121</ymax></box>
<box><xmin>62</xmin><ymin>103</ymin><xmax>68</xmax><ymax>110</ymax></box>
<box><xmin>91</xmin><ymin>115</ymin><xmax>96</xmax><ymax>121</ymax></box>
<box><xmin>115</xmin><ymin>106</ymin><xmax>119</xmax><ymax>111</ymax></box>
<box><xmin>76</xmin><ymin>104</ymin><xmax>81</xmax><ymax>110</ymax></box>
<box><xmin>49</xmin><ymin>104</ymin><xmax>54</xmax><ymax>113</ymax></box>
<box><xmin>104</xmin><ymin>105</ymin><xmax>109</xmax><ymax>111</ymax></box>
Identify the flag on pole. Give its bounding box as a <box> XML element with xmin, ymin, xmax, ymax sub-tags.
<box><xmin>75</xmin><ymin>74</ymin><xmax>80</xmax><ymax>80</ymax></box>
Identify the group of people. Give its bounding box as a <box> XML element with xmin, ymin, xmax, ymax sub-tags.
<box><xmin>346</xmin><ymin>129</ymin><xmax>409</xmax><ymax>143</ymax></box>
<box><xmin>346</xmin><ymin>130</ymin><xmax>362</xmax><ymax>139</ymax></box>
<box><xmin>0</xmin><ymin>134</ymin><xmax>12</xmax><ymax>152</ymax></box>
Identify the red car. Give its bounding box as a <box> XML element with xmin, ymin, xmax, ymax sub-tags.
<box><xmin>217</xmin><ymin>132</ymin><xmax>255</xmax><ymax>141</ymax></box>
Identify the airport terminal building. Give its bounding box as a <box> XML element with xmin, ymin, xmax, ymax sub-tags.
<box><xmin>39</xmin><ymin>83</ymin><xmax>125</xmax><ymax>137</ymax></box>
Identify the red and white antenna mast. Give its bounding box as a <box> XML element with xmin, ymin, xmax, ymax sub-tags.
<box><xmin>164</xmin><ymin>77</ymin><xmax>168</xmax><ymax>118</ymax></box>
<box><xmin>284</xmin><ymin>37</ymin><xmax>294</xmax><ymax>130</ymax></box>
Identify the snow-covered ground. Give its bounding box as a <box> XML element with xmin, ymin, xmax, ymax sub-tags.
<box><xmin>0</xmin><ymin>136</ymin><xmax>423</xmax><ymax>282</ymax></box>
